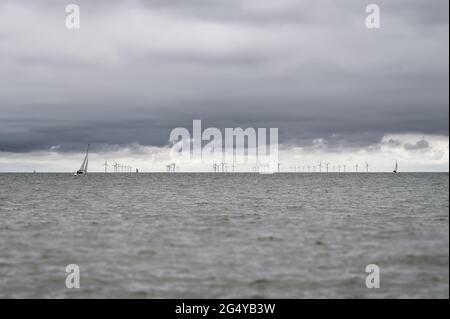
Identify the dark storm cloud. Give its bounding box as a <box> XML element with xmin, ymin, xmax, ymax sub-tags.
<box><xmin>0</xmin><ymin>0</ymin><xmax>448</xmax><ymax>153</ymax></box>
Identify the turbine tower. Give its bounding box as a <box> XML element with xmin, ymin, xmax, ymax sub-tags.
<box><xmin>103</xmin><ymin>160</ymin><xmax>109</xmax><ymax>173</ymax></box>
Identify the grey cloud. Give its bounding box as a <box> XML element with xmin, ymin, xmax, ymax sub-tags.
<box><xmin>385</xmin><ymin>139</ymin><xmax>402</xmax><ymax>147</ymax></box>
<box><xmin>0</xmin><ymin>0</ymin><xmax>448</xmax><ymax>153</ymax></box>
<box><xmin>404</xmin><ymin>139</ymin><xmax>431</xmax><ymax>150</ymax></box>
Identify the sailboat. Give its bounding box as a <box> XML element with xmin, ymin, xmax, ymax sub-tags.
<box><xmin>393</xmin><ymin>160</ymin><xmax>398</xmax><ymax>173</ymax></box>
<box><xmin>74</xmin><ymin>144</ymin><xmax>89</xmax><ymax>176</ymax></box>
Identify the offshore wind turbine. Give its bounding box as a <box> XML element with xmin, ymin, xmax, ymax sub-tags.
<box><xmin>355</xmin><ymin>164</ymin><xmax>359</xmax><ymax>172</ymax></box>
<box><xmin>103</xmin><ymin>160</ymin><xmax>109</xmax><ymax>173</ymax></box>
<box><xmin>325</xmin><ymin>162</ymin><xmax>329</xmax><ymax>173</ymax></box>
<box><xmin>365</xmin><ymin>162</ymin><xmax>369</xmax><ymax>173</ymax></box>
<box><xmin>318</xmin><ymin>162</ymin><xmax>322</xmax><ymax>173</ymax></box>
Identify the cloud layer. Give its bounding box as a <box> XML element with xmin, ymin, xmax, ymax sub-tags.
<box><xmin>0</xmin><ymin>1</ymin><xmax>448</xmax><ymax>169</ymax></box>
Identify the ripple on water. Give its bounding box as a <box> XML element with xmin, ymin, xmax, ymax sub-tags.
<box><xmin>0</xmin><ymin>173</ymin><xmax>448</xmax><ymax>298</ymax></box>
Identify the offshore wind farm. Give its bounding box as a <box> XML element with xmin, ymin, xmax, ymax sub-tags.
<box><xmin>76</xmin><ymin>160</ymin><xmax>391</xmax><ymax>174</ymax></box>
<box><xmin>71</xmin><ymin>143</ymin><xmax>399</xmax><ymax>175</ymax></box>
<box><xmin>82</xmin><ymin>157</ymin><xmax>391</xmax><ymax>175</ymax></box>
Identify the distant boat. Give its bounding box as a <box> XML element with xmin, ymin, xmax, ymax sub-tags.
<box><xmin>393</xmin><ymin>161</ymin><xmax>398</xmax><ymax>173</ymax></box>
<box><xmin>74</xmin><ymin>144</ymin><xmax>89</xmax><ymax>176</ymax></box>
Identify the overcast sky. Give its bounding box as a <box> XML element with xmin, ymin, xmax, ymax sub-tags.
<box><xmin>0</xmin><ymin>0</ymin><xmax>448</xmax><ymax>171</ymax></box>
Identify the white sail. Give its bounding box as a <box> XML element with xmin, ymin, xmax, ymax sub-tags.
<box><xmin>79</xmin><ymin>154</ymin><xmax>87</xmax><ymax>171</ymax></box>
<box><xmin>75</xmin><ymin>144</ymin><xmax>90</xmax><ymax>175</ymax></box>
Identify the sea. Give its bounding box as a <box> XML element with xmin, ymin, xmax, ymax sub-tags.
<box><xmin>0</xmin><ymin>173</ymin><xmax>448</xmax><ymax>298</ymax></box>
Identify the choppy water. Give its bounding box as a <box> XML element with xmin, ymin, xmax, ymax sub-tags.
<box><xmin>0</xmin><ymin>173</ymin><xmax>448</xmax><ymax>298</ymax></box>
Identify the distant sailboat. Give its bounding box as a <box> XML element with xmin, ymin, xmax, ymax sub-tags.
<box><xmin>74</xmin><ymin>144</ymin><xmax>89</xmax><ymax>176</ymax></box>
<box><xmin>393</xmin><ymin>160</ymin><xmax>398</xmax><ymax>173</ymax></box>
